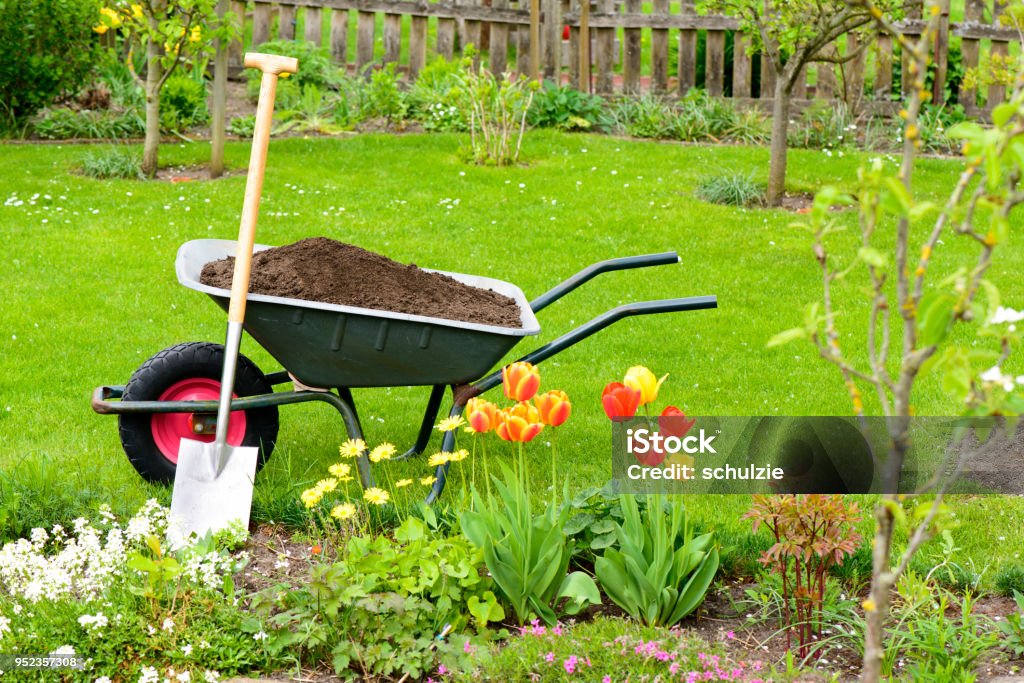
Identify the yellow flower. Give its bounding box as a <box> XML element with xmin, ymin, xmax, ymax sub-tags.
<box><xmin>435</xmin><ymin>416</ymin><xmax>466</xmax><ymax>433</ymax></box>
<box><xmin>421</xmin><ymin>475</ymin><xmax>438</xmax><ymax>486</ymax></box>
<box><xmin>363</xmin><ymin>487</ymin><xmax>390</xmax><ymax>505</ymax></box>
<box><xmin>315</xmin><ymin>478</ymin><xmax>338</xmax><ymax>494</ymax></box>
<box><xmin>862</xmin><ymin>598</ymin><xmax>877</xmax><ymax>613</ymax></box>
<box><xmin>369</xmin><ymin>443</ymin><xmax>397</xmax><ymax>463</ymax></box>
<box><xmin>623</xmin><ymin>366</ymin><xmax>668</xmax><ymax>406</ymax></box>
<box><xmin>427</xmin><ymin>451</ymin><xmax>451</xmax><ymax>467</ymax></box>
<box><xmin>328</xmin><ymin>462</ymin><xmax>351</xmax><ymax>478</ymax></box>
<box><xmin>330</xmin><ymin>502</ymin><xmax>357</xmax><ymax>520</ymax></box>
<box><xmin>93</xmin><ymin>23</ymin><xmax>109</xmax><ymax>34</ymax></box>
<box><xmin>447</xmin><ymin>449</ymin><xmax>469</xmax><ymax>462</ymax></box>
<box><xmin>131</xmin><ymin>4</ymin><xmax>143</xmax><ymax>18</ymax></box>
<box><xmin>300</xmin><ymin>488</ymin><xmax>322</xmax><ymax>509</ymax></box>
<box><xmin>339</xmin><ymin>439</ymin><xmax>366</xmax><ymax>459</ymax></box>
<box><xmin>189</xmin><ymin>25</ymin><xmax>202</xmax><ymax>43</ymax></box>
<box><xmin>395</xmin><ymin>478</ymin><xmax>413</xmax><ymax>488</ymax></box>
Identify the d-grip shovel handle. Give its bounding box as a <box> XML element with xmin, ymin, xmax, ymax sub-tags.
<box><xmin>226</xmin><ymin>52</ymin><xmax>299</xmax><ymax>325</ymax></box>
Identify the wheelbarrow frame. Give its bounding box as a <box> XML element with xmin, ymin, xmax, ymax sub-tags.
<box><xmin>93</xmin><ymin>251</ymin><xmax>717</xmax><ymax>502</ymax></box>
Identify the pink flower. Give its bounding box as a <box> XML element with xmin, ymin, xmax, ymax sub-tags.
<box><xmin>463</xmin><ymin>640</ymin><xmax>475</xmax><ymax>654</ymax></box>
<box><xmin>602</xmin><ymin>677</ymin><xmax>612</xmax><ymax>683</ymax></box>
<box><xmin>437</xmin><ymin>664</ymin><xmax>449</xmax><ymax>676</ymax></box>
<box><xmin>544</xmin><ymin>652</ymin><xmax>555</xmax><ymax>663</ymax></box>
<box><xmin>670</xmin><ymin>663</ymin><xmax>680</xmax><ymax>674</ymax></box>
<box><xmin>726</xmin><ymin>630</ymin><xmax>736</xmax><ymax>640</ymax></box>
<box><xmin>552</xmin><ymin>624</ymin><xmax>564</xmax><ymax>636</ymax></box>
<box><xmin>563</xmin><ymin>655</ymin><xmax>579</xmax><ymax>674</ymax></box>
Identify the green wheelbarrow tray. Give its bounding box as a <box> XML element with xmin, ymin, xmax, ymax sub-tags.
<box><xmin>94</xmin><ymin>239</ymin><xmax>718</xmax><ymax>503</ymax></box>
<box><xmin>177</xmin><ymin>239</ymin><xmax>543</xmax><ymax>388</ymax></box>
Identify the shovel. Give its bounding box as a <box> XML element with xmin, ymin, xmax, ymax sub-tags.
<box><xmin>169</xmin><ymin>52</ymin><xmax>298</xmax><ymax>545</ymax></box>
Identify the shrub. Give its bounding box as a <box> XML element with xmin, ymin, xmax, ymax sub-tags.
<box><xmin>244</xmin><ymin>39</ymin><xmax>337</xmax><ymax>93</ymax></box>
<box><xmin>745</xmin><ymin>494</ymin><xmax>862</xmax><ymax>659</ymax></box>
<box><xmin>33</xmin><ymin>107</ymin><xmax>144</xmax><ymax>140</ymax></box>
<box><xmin>454</xmin><ymin>56</ymin><xmax>536</xmax><ymax>166</ymax></box>
<box><xmin>610</xmin><ymin>94</ymin><xmax>671</xmax><ymax>138</ymax></box>
<box><xmin>228</xmin><ymin>115</ymin><xmax>256</xmax><ymax>137</ymax></box>
<box><xmin>594</xmin><ymin>494</ymin><xmax>719</xmax><ymax>627</ymax></box>
<box><xmin>408</xmin><ymin>56</ymin><xmax>466</xmax><ymax>131</ymax></box>
<box><xmin>788</xmin><ymin>101</ymin><xmax>855</xmax><ymax>149</ymax></box>
<box><xmin>725</xmin><ymin>107</ymin><xmax>771</xmax><ymax>144</ymax></box>
<box><xmin>0</xmin><ymin>0</ymin><xmax>101</xmax><ymax>125</ymax></box>
<box><xmin>80</xmin><ymin>147</ymin><xmax>143</xmax><ymax>179</ymax></box>
<box><xmin>697</xmin><ymin>173</ymin><xmax>765</xmax><ymax>207</ymax></box>
<box><xmin>159</xmin><ymin>75</ymin><xmax>209</xmax><ymax>132</ymax></box>
<box><xmin>528</xmin><ymin>81</ymin><xmax>608</xmax><ymax>131</ymax></box>
<box><xmin>362</xmin><ymin>63</ymin><xmax>408</xmax><ymax>123</ymax></box>
<box><xmin>997</xmin><ymin>591</ymin><xmax>1024</xmax><ymax>659</ymax></box>
<box><xmin>996</xmin><ymin>564</ymin><xmax>1024</xmax><ymax>598</ymax></box>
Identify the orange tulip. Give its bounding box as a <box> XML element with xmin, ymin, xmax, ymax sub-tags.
<box><xmin>502</xmin><ymin>361</ymin><xmax>541</xmax><ymax>402</ymax></box>
<box><xmin>496</xmin><ymin>402</ymin><xmax>544</xmax><ymax>442</ymax></box>
<box><xmin>466</xmin><ymin>397</ymin><xmax>500</xmax><ymax>434</ymax></box>
<box><xmin>534</xmin><ymin>390</ymin><xmax>571</xmax><ymax>427</ymax></box>
<box><xmin>602</xmin><ymin>382</ymin><xmax>641</xmax><ymax>421</ymax></box>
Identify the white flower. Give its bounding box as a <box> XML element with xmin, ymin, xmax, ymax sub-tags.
<box><xmin>991</xmin><ymin>306</ymin><xmax>1024</xmax><ymax>324</ymax></box>
<box><xmin>162</xmin><ymin>617</ymin><xmax>175</xmax><ymax>632</ymax></box>
<box><xmin>78</xmin><ymin>613</ymin><xmax>109</xmax><ymax>631</ymax></box>
<box><xmin>198</xmin><ymin>640</ymin><xmax>211</xmax><ymax>650</ymax></box>
<box><xmin>203</xmin><ymin>671</ymin><xmax>220</xmax><ymax>683</ymax></box>
<box><xmin>96</xmin><ymin>677</ymin><xmax>112</xmax><ymax>683</ymax></box>
<box><xmin>52</xmin><ymin>646</ymin><xmax>75</xmax><ymax>655</ymax></box>
<box><xmin>138</xmin><ymin>667</ymin><xmax>159</xmax><ymax>683</ymax></box>
<box><xmin>176</xmin><ymin>671</ymin><xmax>191</xmax><ymax>683</ymax></box>
<box><xmin>181</xmin><ymin>644</ymin><xmax>193</xmax><ymax>657</ymax></box>
<box><xmin>253</xmin><ymin>630</ymin><xmax>269</xmax><ymax>642</ymax></box>
<box><xmin>980</xmin><ymin>366</ymin><xmax>1015</xmax><ymax>391</ymax></box>
<box><xmin>0</xmin><ymin>615</ymin><xmax>10</xmax><ymax>638</ymax></box>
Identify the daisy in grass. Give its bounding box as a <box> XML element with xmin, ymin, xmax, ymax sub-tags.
<box><xmin>435</xmin><ymin>416</ymin><xmax>466</xmax><ymax>433</ymax></box>
<box><xmin>363</xmin><ymin>487</ymin><xmax>390</xmax><ymax>505</ymax></box>
<box><xmin>339</xmin><ymin>439</ymin><xmax>366</xmax><ymax>459</ymax></box>
<box><xmin>369</xmin><ymin>443</ymin><xmax>397</xmax><ymax>463</ymax></box>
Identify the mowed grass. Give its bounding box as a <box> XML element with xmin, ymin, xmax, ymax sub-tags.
<box><xmin>1</xmin><ymin>131</ymin><xmax>1022</xmax><ymax>582</ymax></box>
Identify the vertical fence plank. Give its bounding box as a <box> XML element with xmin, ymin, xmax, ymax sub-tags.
<box><xmin>579</xmin><ymin>0</ymin><xmax>592</xmax><ymax>89</ymax></box>
<box><xmin>623</xmin><ymin>0</ymin><xmax>642</xmax><ymax>93</ymax></box>
<box><xmin>678</xmin><ymin>0</ymin><xmax>697</xmax><ymax>94</ymax></box>
<box><xmin>490</xmin><ymin>0</ymin><xmax>510</xmax><ymax>75</ymax></box>
<box><xmin>792</xmin><ymin>64</ymin><xmax>807</xmax><ymax>99</ymax></box>
<box><xmin>384</xmin><ymin>13</ymin><xmax>402</xmax><ymax>64</ymax></box>
<box><xmin>875</xmin><ymin>35</ymin><xmax>892</xmax><ymax>99</ymax></box>
<box><xmin>409</xmin><ymin>15</ymin><xmax>428</xmax><ymax>77</ymax></box>
<box><xmin>357</xmin><ymin>10</ymin><xmax>376</xmax><ymax>72</ymax></box>
<box><xmin>705</xmin><ymin>29</ymin><xmax>725</xmax><ymax>96</ymax></box>
<box><xmin>732</xmin><ymin>32</ymin><xmax>752</xmax><ymax>98</ymax></box>
<box><xmin>988</xmin><ymin>0</ymin><xmax>1009</xmax><ymax>108</ymax></box>
<box><xmin>845</xmin><ymin>33</ymin><xmax>866</xmax><ymax>110</ymax></box>
<box><xmin>252</xmin><ymin>2</ymin><xmax>271</xmax><ymax>47</ymax></box>
<box><xmin>305</xmin><ymin>7</ymin><xmax>323</xmax><ymax>45</ymax></box>
<box><xmin>816</xmin><ymin>59</ymin><xmax>836</xmax><ymax>99</ymax></box>
<box><xmin>901</xmin><ymin>0</ymin><xmax>922</xmax><ymax>96</ymax></box>
<box><xmin>595</xmin><ymin>0</ymin><xmax>615</xmax><ymax>92</ymax></box>
<box><xmin>438</xmin><ymin>4</ymin><xmax>456</xmax><ymax>60</ymax></box>
<box><xmin>959</xmin><ymin>0</ymin><xmax>984</xmax><ymax>111</ymax></box>
<box><xmin>466</xmin><ymin>0</ymin><xmax>483</xmax><ymax>56</ymax></box>
<box><xmin>331</xmin><ymin>9</ymin><xmax>349</xmax><ymax>68</ymax></box>
<box><xmin>651</xmin><ymin>0</ymin><xmax>670</xmax><ymax>92</ymax></box>
<box><xmin>569</xmin><ymin>22</ymin><xmax>581</xmax><ymax>85</ymax></box>
<box><xmin>229</xmin><ymin>0</ymin><xmax>246</xmax><ymax>76</ymax></box>
<box><xmin>279</xmin><ymin>4</ymin><xmax>297</xmax><ymax>40</ymax></box>
<box><xmin>931</xmin><ymin>0</ymin><xmax>950</xmax><ymax>104</ymax></box>
<box><xmin>542</xmin><ymin>0</ymin><xmax>562</xmax><ymax>79</ymax></box>
<box><xmin>516</xmin><ymin>2</ymin><xmax>531</xmax><ymax>73</ymax></box>
<box><xmin>760</xmin><ymin>55</ymin><xmax>776</xmax><ymax>100</ymax></box>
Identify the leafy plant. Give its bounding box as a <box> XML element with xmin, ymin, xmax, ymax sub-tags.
<box><xmin>0</xmin><ymin>0</ymin><xmax>101</xmax><ymax>126</ymax></box>
<box><xmin>453</xmin><ymin>53</ymin><xmax>536</xmax><ymax>166</ymax></box>
<box><xmin>788</xmin><ymin>100</ymin><xmax>855</xmax><ymax>150</ymax></box>
<box><xmin>996</xmin><ymin>565</ymin><xmax>1024</xmax><ymax>598</ymax></box>
<box><xmin>159</xmin><ymin>74</ymin><xmax>209</xmax><ymax>132</ymax></box>
<box><xmin>610</xmin><ymin>94</ymin><xmax>671</xmax><ymax>139</ymax></box>
<box><xmin>408</xmin><ymin>56</ymin><xmax>466</xmax><ymax>131</ymax></box>
<box><xmin>461</xmin><ymin>463</ymin><xmax>599</xmax><ymax>625</ymax></box>
<box><xmin>745</xmin><ymin>494</ymin><xmax>862</xmax><ymax>658</ymax></box>
<box><xmin>594</xmin><ymin>494</ymin><xmax>719</xmax><ymax>627</ymax></box>
<box><xmin>362</xmin><ymin>63</ymin><xmax>409</xmax><ymax>123</ymax></box>
<box><xmin>276</xmin><ymin>85</ymin><xmax>348</xmax><ymax>135</ymax></box>
<box><xmin>997</xmin><ymin>591</ymin><xmax>1024</xmax><ymax>658</ymax></box>
<box><xmin>244</xmin><ymin>39</ymin><xmax>338</xmax><ymax>93</ymax></box>
<box><xmin>697</xmin><ymin>172</ymin><xmax>766</xmax><ymax>207</ymax></box>
<box><xmin>528</xmin><ymin>81</ymin><xmax>608</xmax><ymax>131</ymax></box>
<box><xmin>726</xmin><ymin>107</ymin><xmax>771</xmax><ymax>144</ymax></box>
<box><xmin>80</xmin><ymin>146</ymin><xmax>143</xmax><ymax>179</ymax></box>
<box><xmin>228</xmin><ymin>115</ymin><xmax>256</xmax><ymax>137</ymax></box>
<box><xmin>33</xmin><ymin>107</ymin><xmax>144</xmax><ymax>140</ymax></box>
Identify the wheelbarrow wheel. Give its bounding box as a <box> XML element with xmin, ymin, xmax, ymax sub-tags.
<box><xmin>118</xmin><ymin>341</ymin><xmax>279</xmax><ymax>484</ymax></box>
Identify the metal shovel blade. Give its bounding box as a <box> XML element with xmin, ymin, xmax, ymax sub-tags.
<box><xmin>168</xmin><ymin>438</ymin><xmax>258</xmax><ymax>546</ymax></box>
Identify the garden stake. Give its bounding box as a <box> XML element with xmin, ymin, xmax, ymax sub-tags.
<box><xmin>169</xmin><ymin>52</ymin><xmax>298</xmax><ymax>544</ymax></box>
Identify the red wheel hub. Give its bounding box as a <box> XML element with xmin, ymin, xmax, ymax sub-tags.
<box><xmin>152</xmin><ymin>378</ymin><xmax>247</xmax><ymax>464</ymax></box>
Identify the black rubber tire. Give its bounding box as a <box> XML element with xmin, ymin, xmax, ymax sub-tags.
<box><xmin>118</xmin><ymin>341</ymin><xmax>279</xmax><ymax>484</ymax></box>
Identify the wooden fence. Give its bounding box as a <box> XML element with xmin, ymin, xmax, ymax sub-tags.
<box><xmin>227</xmin><ymin>0</ymin><xmax>1022</xmax><ymax>115</ymax></box>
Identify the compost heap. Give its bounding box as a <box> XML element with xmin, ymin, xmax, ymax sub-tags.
<box><xmin>199</xmin><ymin>237</ymin><xmax>523</xmax><ymax>328</ymax></box>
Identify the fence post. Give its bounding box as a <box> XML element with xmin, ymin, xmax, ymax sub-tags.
<box><xmin>678</xmin><ymin>0</ymin><xmax>697</xmax><ymax>95</ymax></box>
<box><xmin>874</xmin><ymin>34</ymin><xmax>892</xmax><ymax>99</ymax></box>
<box><xmin>543</xmin><ymin>0</ymin><xmax>562</xmax><ymax>78</ymax></box>
<box><xmin>733</xmin><ymin>33</ymin><xmax>752</xmax><ymax>98</ymax></box>
<box><xmin>490</xmin><ymin>0</ymin><xmax>510</xmax><ymax>75</ymax></box>
<box><xmin>331</xmin><ymin>9</ymin><xmax>350</xmax><ymax>70</ymax></box>
<box><xmin>931</xmin><ymin>0</ymin><xmax>950</xmax><ymax>104</ymax></box>
<box><xmin>438</xmin><ymin>1</ymin><xmax>457</xmax><ymax>60</ymax></box>
<box><xmin>466</xmin><ymin>0</ymin><xmax>484</xmax><ymax>62</ymax></box>
<box><xmin>759</xmin><ymin>54</ymin><xmax>776</xmax><ymax>100</ymax></box>
<box><xmin>279</xmin><ymin>4</ymin><xmax>297</xmax><ymax>40</ymax></box>
<box><xmin>595</xmin><ymin>0</ymin><xmax>615</xmax><ymax>92</ymax></box>
<box><xmin>357</xmin><ymin>9</ymin><xmax>377</xmax><ymax>73</ymax></box>
<box><xmin>384</xmin><ymin>12</ymin><xmax>402</xmax><ymax>64</ymax></box>
<box><xmin>705</xmin><ymin>28</ymin><xmax>725</xmax><ymax>96</ymax></box>
<box><xmin>901</xmin><ymin>0</ymin><xmax>922</xmax><ymax>96</ymax></box>
<box><xmin>988</xmin><ymin>0</ymin><xmax>1009</xmax><ymax>108</ymax></box>
<box><xmin>845</xmin><ymin>32</ymin><xmax>866</xmax><ymax>111</ymax></box>
<box><xmin>623</xmin><ymin>0</ymin><xmax>642</xmax><ymax>93</ymax></box>
<box><xmin>228</xmin><ymin>0</ymin><xmax>246</xmax><ymax>78</ymax></box>
<box><xmin>410</xmin><ymin>13</ymin><xmax>429</xmax><ymax>77</ymax></box>
<box><xmin>252</xmin><ymin>2</ymin><xmax>271</xmax><ymax>47</ymax></box>
<box><xmin>305</xmin><ymin>7</ymin><xmax>323</xmax><ymax>45</ymax></box>
<box><xmin>958</xmin><ymin>0</ymin><xmax>984</xmax><ymax>112</ymax></box>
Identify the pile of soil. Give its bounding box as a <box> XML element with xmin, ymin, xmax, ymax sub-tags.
<box><xmin>199</xmin><ymin>237</ymin><xmax>523</xmax><ymax>328</ymax></box>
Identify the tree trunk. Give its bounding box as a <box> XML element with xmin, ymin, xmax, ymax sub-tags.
<box><xmin>766</xmin><ymin>74</ymin><xmax>792</xmax><ymax>207</ymax></box>
<box><xmin>860</xmin><ymin>498</ymin><xmax>894</xmax><ymax>683</ymax></box>
<box><xmin>142</xmin><ymin>39</ymin><xmax>162</xmax><ymax>178</ymax></box>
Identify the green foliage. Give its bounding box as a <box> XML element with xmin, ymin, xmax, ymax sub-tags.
<box><xmin>159</xmin><ymin>75</ymin><xmax>209</xmax><ymax>132</ymax></box>
<box><xmin>594</xmin><ymin>494</ymin><xmax>719</xmax><ymax>627</ymax></box>
<box><xmin>276</xmin><ymin>85</ymin><xmax>349</xmax><ymax>135</ymax></box>
<box><xmin>562</xmin><ymin>487</ymin><xmax>660</xmax><ymax>563</ymax></box>
<box><xmin>33</xmin><ymin>107</ymin><xmax>144</xmax><ymax>140</ymax></box>
<box><xmin>528</xmin><ymin>81</ymin><xmax>608</xmax><ymax>131</ymax></box>
<box><xmin>250</xmin><ymin>518</ymin><xmax>485</xmax><ymax>681</ymax></box>
<box><xmin>0</xmin><ymin>0</ymin><xmax>101</xmax><ymax>125</ymax></box>
<box><xmin>80</xmin><ymin>146</ymin><xmax>143</xmax><ymax>179</ymax></box>
<box><xmin>996</xmin><ymin>564</ymin><xmax>1024</xmax><ymax>598</ymax></box>
<box><xmin>788</xmin><ymin>101</ymin><xmax>854</xmax><ymax>150</ymax></box>
<box><xmin>453</xmin><ymin>54</ymin><xmax>537</xmax><ymax>166</ymax></box>
<box><xmin>228</xmin><ymin>114</ymin><xmax>256</xmax><ymax>137</ymax></box>
<box><xmin>363</xmin><ymin>64</ymin><xmax>409</xmax><ymax>122</ymax></box>
<box><xmin>245</xmin><ymin>39</ymin><xmax>338</xmax><ymax>92</ymax></box>
<box><xmin>611</xmin><ymin>94</ymin><xmax>671</xmax><ymax>138</ymax></box>
<box><xmin>745</xmin><ymin>494</ymin><xmax>861</xmax><ymax>658</ymax></box>
<box><xmin>996</xmin><ymin>591</ymin><xmax>1024</xmax><ymax>658</ymax></box>
<box><xmin>916</xmin><ymin>103</ymin><xmax>967</xmax><ymax>154</ymax></box>
<box><xmin>461</xmin><ymin>463</ymin><xmax>600</xmax><ymax>625</ymax></box>
<box><xmin>408</xmin><ymin>56</ymin><xmax>467</xmax><ymax>132</ymax></box>
<box><xmin>697</xmin><ymin>172</ymin><xmax>766</xmax><ymax>207</ymax></box>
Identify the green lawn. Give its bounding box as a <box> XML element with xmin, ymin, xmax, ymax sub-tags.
<box><xmin>1</xmin><ymin>131</ymin><xmax>1022</xmax><ymax>582</ymax></box>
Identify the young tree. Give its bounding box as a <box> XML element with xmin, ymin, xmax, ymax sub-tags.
<box><xmin>95</xmin><ymin>0</ymin><xmax>236</xmax><ymax>177</ymax></box>
<box><xmin>771</xmin><ymin>2</ymin><xmax>1024</xmax><ymax>679</ymax></box>
<box><xmin>700</xmin><ymin>0</ymin><xmax>898</xmax><ymax>206</ymax></box>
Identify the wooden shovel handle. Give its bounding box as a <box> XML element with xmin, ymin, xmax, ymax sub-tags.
<box><xmin>227</xmin><ymin>53</ymin><xmax>298</xmax><ymax>324</ymax></box>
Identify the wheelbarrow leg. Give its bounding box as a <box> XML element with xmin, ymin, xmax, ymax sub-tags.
<box><xmin>394</xmin><ymin>384</ymin><xmax>446</xmax><ymax>461</ymax></box>
<box><xmin>424</xmin><ymin>387</ymin><xmax>468</xmax><ymax>504</ymax></box>
<box><xmin>335</xmin><ymin>387</ymin><xmax>374</xmax><ymax>489</ymax></box>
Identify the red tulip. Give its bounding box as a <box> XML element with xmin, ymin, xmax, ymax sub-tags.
<box><xmin>601</xmin><ymin>382</ymin><xmax>641</xmax><ymax>421</ymax></box>
<box><xmin>496</xmin><ymin>402</ymin><xmax>544</xmax><ymax>442</ymax></box>
<box><xmin>466</xmin><ymin>397</ymin><xmax>500</xmax><ymax>434</ymax></box>
<box><xmin>659</xmin><ymin>406</ymin><xmax>696</xmax><ymax>439</ymax></box>
<box><xmin>502</xmin><ymin>362</ymin><xmax>541</xmax><ymax>402</ymax></box>
<box><xmin>535</xmin><ymin>390</ymin><xmax>572</xmax><ymax>427</ymax></box>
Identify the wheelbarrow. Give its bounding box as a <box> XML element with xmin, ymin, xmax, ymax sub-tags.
<box><xmin>92</xmin><ymin>238</ymin><xmax>717</xmax><ymax>502</ymax></box>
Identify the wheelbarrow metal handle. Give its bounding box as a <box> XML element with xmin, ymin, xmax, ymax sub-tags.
<box><xmin>529</xmin><ymin>252</ymin><xmax>680</xmax><ymax>313</ymax></box>
<box><xmin>473</xmin><ymin>294</ymin><xmax>717</xmax><ymax>394</ymax></box>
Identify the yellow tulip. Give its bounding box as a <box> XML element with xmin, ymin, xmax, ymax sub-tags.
<box><xmin>623</xmin><ymin>366</ymin><xmax>668</xmax><ymax>406</ymax></box>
